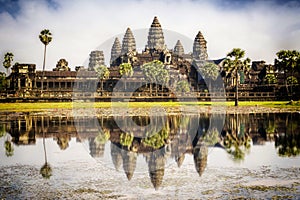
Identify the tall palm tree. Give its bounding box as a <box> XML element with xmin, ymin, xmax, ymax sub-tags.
<box><xmin>3</xmin><ymin>52</ymin><xmax>14</xmax><ymax>76</ymax></box>
<box><xmin>223</xmin><ymin>48</ymin><xmax>251</xmax><ymax>106</ymax></box>
<box><xmin>39</xmin><ymin>29</ymin><xmax>52</xmax><ymax>95</ymax></box>
<box><xmin>40</xmin><ymin>119</ymin><xmax>52</xmax><ymax>178</ymax></box>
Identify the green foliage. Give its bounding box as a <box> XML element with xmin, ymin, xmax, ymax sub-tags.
<box><xmin>4</xmin><ymin>140</ymin><xmax>14</xmax><ymax>157</ymax></box>
<box><xmin>95</xmin><ymin>129</ymin><xmax>110</xmax><ymax>145</ymax></box>
<box><xmin>142</xmin><ymin>126</ymin><xmax>169</xmax><ymax>149</ymax></box>
<box><xmin>203</xmin><ymin>128</ymin><xmax>220</xmax><ymax>146</ymax></box>
<box><xmin>120</xmin><ymin>132</ymin><xmax>134</xmax><ymax>148</ymax></box>
<box><xmin>265</xmin><ymin>74</ymin><xmax>277</xmax><ymax>84</ymax></box>
<box><xmin>0</xmin><ymin>72</ymin><xmax>7</xmax><ymax>91</ymax></box>
<box><xmin>40</xmin><ymin>162</ymin><xmax>52</xmax><ymax>179</ymax></box>
<box><xmin>176</xmin><ymin>80</ymin><xmax>190</xmax><ymax>93</ymax></box>
<box><xmin>276</xmin><ymin>133</ymin><xmax>300</xmax><ymax>157</ymax></box>
<box><xmin>223</xmin><ymin>48</ymin><xmax>251</xmax><ymax>106</ymax></box>
<box><xmin>142</xmin><ymin>60</ymin><xmax>170</xmax><ymax>86</ymax></box>
<box><xmin>94</xmin><ymin>64</ymin><xmax>110</xmax><ymax>80</ymax></box>
<box><xmin>223</xmin><ymin>48</ymin><xmax>251</xmax><ymax>76</ymax></box>
<box><xmin>3</xmin><ymin>52</ymin><xmax>14</xmax><ymax>75</ymax></box>
<box><xmin>287</xmin><ymin>76</ymin><xmax>298</xmax><ymax>85</ymax></box>
<box><xmin>199</xmin><ymin>62</ymin><xmax>219</xmax><ymax>81</ymax></box>
<box><xmin>119</xmin><ymin>63</ymin><xmax>133</xmax><ymax>77</ymax></box>
<box><xmin>223</xmin><ymin>131</ymin><xmax>252</xmax><ymax>162</ymax></box>
<box><xmin>39</xmin><ymin>29</ymin><xmax>52</xmax><ymax>46</ymax></box>
<box><xmin>275</xmin><ymin>50</ymin><xmax>300</xmax><ymax>74</ymax></box>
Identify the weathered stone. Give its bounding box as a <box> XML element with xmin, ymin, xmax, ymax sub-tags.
<box><xmin>110</xmin><ymin>37</ymin><xmax>121</xmax><ymax>65</ymax></box>
<box><xmin>53</xmin><ymin>58</ymin><xmax>70</xmax><ymax>71</ymax></box>
<box><xmin>121</xmin><ymin>28</ymin><xmax>136</xmax><ymax>55</ymax></box>
<box><xmin>192</xmin><ymin>31</ymin><xmax>208</xmax><ymax>60</ymax></box>
<box><xmin>174</xmin><ymin>40</ymin><xmax>184</xmax><ymax>56</ymax></box>
<box><xmin>88</xmin><ymin>50</ymin><xmax>105</xmax><ymax>71</ymax></box>
<box><xmin>146</xmin><ymin>16</ymin><xmax>165</xmax><ymax>51</ymax></box>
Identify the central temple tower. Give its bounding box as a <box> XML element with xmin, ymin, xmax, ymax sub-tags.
<box><xmin>146</xmin><ymin>16</ymin><xmax>166</xmax><ymax>51</ymax></box>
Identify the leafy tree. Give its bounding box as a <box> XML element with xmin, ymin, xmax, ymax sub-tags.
<box><xmin>275</xmin><ymin>50</ymin><xmax>300</xmax><ymax>99</ymax></box>
<box><xmin>223</xmin><ymin>131</ymin><xmax>251</xmax><ymax>162</ymax></box>
<box><xmin>265</xmin><ymin>74</ymin><xmax>277</xmax><ymax>84</ymax></box>
<box><xmin>142</xmin><ymin>126</ymin><xmax>169</xmax><ymax>149</ymax></box>
<box><xmin>142</xmin><ymin>60</ymin><xmax>170</xmax><ymax>95</ymax></box>
<box><xmin>223</xmin><ymin>48</ymin><xmax>251</xmax><ymax>106</ymax></box>
<box><xmin>176</xmin><ymin>80</ymin><xmax>190</xmax><ymax>93</ymax></box>
<box><xmin>199</xmin><ymin>62</ymin><xmax>219</xmax><ymax>91</ymax></box>
<box><xmin>287</xmin><ymin>76</ymin><xmax>298</xmax><ymax>85</ymax></box>
<box><xmin>94</xmin><ymin>129</ymin><xmax>110</xmax><ymax>145</ymax></box>
<box><xmin>94</xmin><ymin>64</ymin><xmax>110</xmax><ymax>92</ymax></box>
<box><xmin>39</xmin><ymin>29</ymin><xmax>52</xmax><ymax>95</ymax></box>
<box><xmin>3</xmin><ymin>52</ymin><xmax>14</xmax><ymax>75</ymax></box>
<box><xmin>0</xmin><ymin>72</ymin><xmax>7</xmax><ymax>91</ymax></box>
<box><xmin>120</xmin><ymin>132</ymin><xmax>134</xmax><ymax>149</ymax></box>
<box><xmin>119</xmin><ymin>63</ymin><xmax>133</xmax><ymax>91</ymax></box>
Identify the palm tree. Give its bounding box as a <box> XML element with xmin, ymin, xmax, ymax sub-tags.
<box><xmin>275</xmin><ymin>50</ymin><xmax>300</xmax><ymax>100</ymax></box>
<box><xmin>39</xmin><ymin>29</ymin><xmax>52</xmax><ymax>95</ymax></box>
<box><xmin>94</xmin><ymin>64</ymin><xmax>110</xmax><ymax>93</ymax></box>
<box><xmin>4</xmin><ymin>140</ymin><xmax>14</xmax><ymax>157</ymax></box>
<box><xmin>3</xmin><ymin>52</ymin><xmax>14</xmax><ymax>76</ymax></box>
<box><xmin>119</xmin><ymin>63</ymin><xmax>133</xmax><ymax>91</ymax></box>
<box><xmin>223</xmin><ymin>48</ymin><xmax>251</xmax><ymax>106</ymax></box>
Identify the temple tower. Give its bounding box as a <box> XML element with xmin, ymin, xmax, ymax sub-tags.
<box><xmin>110</xmin><ymin>37</ymin><xmax>121</xmax><ymax>65</ymax></box>
<box><xmin>174</xmin><ymin>40</ymin><xmax>184</xmax><ymax>56</ymax></box>
<box><xmin>121</xmin><ymin>28</ymin><xmax>136</xmax><ymax>55</ymax></box>
<box><xmin>192</xmin><ymin>31</ymin><xmax>208</xmax><ymax>60</ymax></box>
<box><xmin>146</xmin><ymin>16</ymin><xmax>165</xmax><ymax>51</ymax></box>
<box><xmin>88</xmin><ymin>50</ymin><xmax>105</xmax><ymax>70</ymax></box>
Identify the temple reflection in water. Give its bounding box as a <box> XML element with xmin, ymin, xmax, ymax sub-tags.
<box><xmin>1</xmin><ymin>112</ymin><xmax>300</xmax><ymax>189</ymax></box>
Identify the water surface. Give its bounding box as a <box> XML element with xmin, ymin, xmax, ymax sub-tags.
<box><xmin>0</xmin><ymin>112</ymin><xmax>300</xmax><ymax>199</ymax></box>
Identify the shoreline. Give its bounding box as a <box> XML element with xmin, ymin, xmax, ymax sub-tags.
<box><xmin>1</xmin><ymin>104</ymin><xmax>300</xmax><ymax>117</ymax></box>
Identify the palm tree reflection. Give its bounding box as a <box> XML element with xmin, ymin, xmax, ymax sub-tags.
<box><xmin>40</xmin><ymin>123</ymin><xmax>52</xmax><ymax>179</ymax></box>
<box><xmin>5</xmin><ymin>140</ymin><xmax>14</xmax><ymax>157</ymax></box>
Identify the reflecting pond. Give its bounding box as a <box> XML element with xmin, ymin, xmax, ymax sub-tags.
<box><xmin>1</xmin><ymin>112</ymin><xmax>300</xmax><ymax>199</ymax></box>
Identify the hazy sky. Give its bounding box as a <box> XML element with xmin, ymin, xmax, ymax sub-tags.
<box><xmin>0</xmin><ymin>0</ymin><xmax>300</xmax><ymax>71</ymax></box>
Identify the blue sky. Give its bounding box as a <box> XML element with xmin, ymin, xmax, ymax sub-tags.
<box><xmin>1</xmin><ymin>0</ymin><xmax>300</xmax><ymax>70</ymax></box>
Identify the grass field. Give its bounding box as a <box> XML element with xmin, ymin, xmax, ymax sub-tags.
<box><xmin>0</xmin><ymin>101</ymin><xmax>299</xmax><ymax>112</ymax></box>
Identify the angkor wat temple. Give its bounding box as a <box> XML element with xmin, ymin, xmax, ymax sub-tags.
<box><xmin>3</xmin><ymin>16</ymin><xmax>296</xmax><ymax>101</ymax></box>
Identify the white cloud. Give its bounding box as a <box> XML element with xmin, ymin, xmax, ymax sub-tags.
<box><xmin>0</xmin><ymin>0</ymin><xmax>300</xmax><ymax>72</ymax></box>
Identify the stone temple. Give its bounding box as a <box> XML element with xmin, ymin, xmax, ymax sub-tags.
<box><xmin>4</xmin><ymin>16</ymin><xmax>284</xmax><ymax>101</ymax></box>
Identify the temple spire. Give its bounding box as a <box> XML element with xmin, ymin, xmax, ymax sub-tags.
<box><xmin>88</xmin><ymin>50</ymin><xmax>105</xmax><ymax>71</ymax></box>
<box><xmin>146</xmin><ymin>16</ymin><xmax>165</xmax><ymax>51</ymax></box>
<box><xmin>192</xmin><ymin>31</ymin><xmax>208</xmax><ymax>60</ymax></box>
<box><xmin>174</xmin><ymin>40</ymin><xmax>184</xmax><ymax>56</ymax></box>
<box><xmin>110</xmin><ymin>37</ymin><xmax>121</xmax><ymax>65</ymax></box>
<box><xmin>121</xmin><ymin>27</ymin><xmax>136</xmax><ymax>55</ymax></box>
